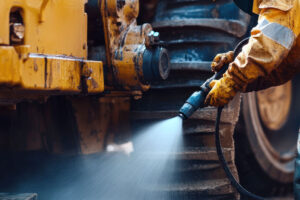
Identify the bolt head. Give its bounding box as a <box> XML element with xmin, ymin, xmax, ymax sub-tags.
<box><xmin>147</xmin><ymin>31</ymin><xmax>160</xmax><ymax>45</ymax></box>
<box><xmin>10</xmin><ymin>23</ymin><xmax>25</xmax><ymax>43</ymax></box>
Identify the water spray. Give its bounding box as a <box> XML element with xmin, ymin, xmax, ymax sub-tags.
<box><xmin>178</xmin><ymin>38</ymin><xmax>265</xmax><ymax>200</ymax></box>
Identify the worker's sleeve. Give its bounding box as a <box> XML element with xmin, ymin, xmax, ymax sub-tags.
<box><xmin>245</xmin><ymin>46</ymin><xmax>300</xmax><ymax>91</ymax></box>
<box><xmin>224</xmin><ymin>2</ymin><xmax>299</xmax><ymax>93</ymax></box>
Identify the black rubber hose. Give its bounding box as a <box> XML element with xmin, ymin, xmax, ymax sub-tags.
<box><xmin>215</xmin><ymin>107</ymin><xmax>265</xmax><ymax>200</ymax></box>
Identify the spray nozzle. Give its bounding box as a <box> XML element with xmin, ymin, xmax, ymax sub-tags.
<box><xmin>179</xmin><ymin>90</ymin><xmax>208</xmax><ymax>120</ymax></box>
<box><xmin>178</xmin><ymin>112</ymin><xmax>186</xmax><ymax>120</ymax></box>
<box><xmin>178</xmin><ymin>65</ymin><xmax>229</xmax><ymax>120</ymax></box>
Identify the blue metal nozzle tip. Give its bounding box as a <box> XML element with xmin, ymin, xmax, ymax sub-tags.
<box><xmin>178</xmin><ymin>113</ymin><xmax>187</xmax><ymax>120</ymax></box>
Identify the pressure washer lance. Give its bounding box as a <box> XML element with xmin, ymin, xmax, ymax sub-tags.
<box><xmin>178</xmin><ymin>38</ymin><xmax>265</xmax><ymax>200</ymax></box>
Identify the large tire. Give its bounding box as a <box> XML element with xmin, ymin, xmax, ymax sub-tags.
<box><xmin>235</xmin><ymin>77</ymin><xmax>300</xmax><ymax>197</ymax></box>
<box><xmin>132</xmin><ymin>0</ymin><xmax>251</xmax><ymax>199</ymax></box>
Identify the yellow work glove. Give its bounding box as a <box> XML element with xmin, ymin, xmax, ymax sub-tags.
<box><xmin>211</xmin><ymin>51</ymin><xmax>234</xmax><ymax>72</ymax></box>
<box><xmin>204</xmin><ymin>75</ymin><xmax>238</xmax><ymax>107</ymax></box>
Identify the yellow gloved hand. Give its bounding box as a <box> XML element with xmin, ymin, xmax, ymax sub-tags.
<box><xmin>211</xmin><ymin>51</ymin><xmax>234</xmax><ymax>72</ymax></box>
<box><xmin>204</xmin><ymin>76</ymin><xmax>238</xmax><ymax>107</ymax></box>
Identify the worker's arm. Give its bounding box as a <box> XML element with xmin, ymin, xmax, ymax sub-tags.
<box><xmin>205</xmin><ymin>1</ymin><xmax>299</xmax><ymax>107</ymax></box>
<box><xmin>245</xmin><ymin>43</ymin><xmax>300</xmax><ymax>91</ymax></box>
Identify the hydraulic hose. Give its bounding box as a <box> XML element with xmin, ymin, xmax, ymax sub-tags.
<box><xmin>215</xmin><ymin>107</ymin><xmax>265</xmax><ymax>200</ymax></box>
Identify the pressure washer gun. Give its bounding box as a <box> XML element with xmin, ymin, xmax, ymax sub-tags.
<box><xmin>178</xmin><ymin>38</ymin><xmax>248</xmax><ymax>120</ymax></box>
<box><xmin>178</xmin><ymin>65</ymin><xmax>227</xmax><ymax>119</ymax></box>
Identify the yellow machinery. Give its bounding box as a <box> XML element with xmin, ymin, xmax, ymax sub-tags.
<box><xmin>0</xmin><ymin>1</ymin><xmax>296</xmax><ymax>199</ymax></box>
<box><xmin>0</xmin><ymin>0</ymin><xmax>169</xmax><ymax>154</ymax></box>
<box><xmin>0</xmin><ymin>0</ymin><xmax>103</xmax><ymax>98</ymax></box>
<box><xmin>0</xmin><ymin>0</ymin><xmax>169</xmax><ymax>99</ymax></box>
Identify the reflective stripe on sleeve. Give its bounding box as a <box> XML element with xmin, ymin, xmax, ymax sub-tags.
<box><xmin>256</xmin><ymin>18</ymin><xmax>295</xmax><ymax>50</ymax></box>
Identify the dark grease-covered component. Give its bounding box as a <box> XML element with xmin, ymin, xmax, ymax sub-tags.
<box><xmin>85</xmin><ymin>0</ymin><xmax>105</xmax><ymax>45</ymax></box>
<box><xmin>142</xmin><ymin>47</ymin><xmax>170</xmax><ymax>83</ymax></box>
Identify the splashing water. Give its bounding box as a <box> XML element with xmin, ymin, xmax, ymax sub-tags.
<box><xmin>0</xmin><ymin>117</ymin><xmax>183</xmax><ymax>200</ymax></box>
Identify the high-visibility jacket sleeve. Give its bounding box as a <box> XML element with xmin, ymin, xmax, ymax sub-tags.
<box><xmin>245</xmin><ymin>42</ymin><xmax>300</xmax><ymax>91</ymax></box>
<box><xmin>224</xmin><ymin>2</ymin><xmax>299</xmax><ymax>93</ymax></box>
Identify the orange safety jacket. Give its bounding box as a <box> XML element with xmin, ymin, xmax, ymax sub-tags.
<box><xmin>206</xmin><ymin>0</ymin><xmax>300</xmax><ymax>106</ymax></box>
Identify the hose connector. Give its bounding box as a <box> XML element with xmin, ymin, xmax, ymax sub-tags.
<box><xmin>179</xmin><ymin>90</ymin><xmax>207</xmax><ymax>120</ymax></box>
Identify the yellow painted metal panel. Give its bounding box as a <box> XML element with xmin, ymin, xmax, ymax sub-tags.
<box><xmin>0</xmin><ymin>46</ymin><xmax>22</xmax><ymax>86</ymax></box>
<box><xmin>0</xmin><ymin>46</ymin><xmax>104</xmax><ymax>94</ymax></box>
<box><xmin>86</xmin><ymin>61</ymin><xmax>105</xmax><ymax>93</ymax></box>
<box><xmin>22</xmin><ymin>57</ymin><xmax>45</xmax><ymax>89</ymax></box>
<box><xmin>0</xmin><ymin>0</ymin><xmax>87</xmax><ymax>58</ymax></box>
<box><xmin>45</xmin><ymin>58</ymin><xmax>81</xmax><ymax>91</ymax></box>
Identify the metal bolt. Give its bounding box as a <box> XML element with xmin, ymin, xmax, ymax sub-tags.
<box><xmin>148</xmin><ymin>31</ymin><xmax>160</xmax><ymax>45</ymax></box>
<box><xmin>10</xmin><ymin>23</ymin><xmax>25</xmax><ymax>43</ymax></box>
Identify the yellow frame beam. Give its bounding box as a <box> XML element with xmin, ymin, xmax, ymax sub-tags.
<box><xmin>0</xmin><ymin>46</ymin><xmax>104</xmax><ymax>94</ymax></box>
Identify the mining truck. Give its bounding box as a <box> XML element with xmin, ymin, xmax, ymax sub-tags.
<box><xmin>0</xmin><ymin>0</ymin><xmax>299</xmax><ymax>199</ymax></box>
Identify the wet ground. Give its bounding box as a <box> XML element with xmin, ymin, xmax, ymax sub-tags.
<box><xmin>0</xmin><ymin>151</ymin><xmax>295</xmax><ymax>200</ymax></box>
<box><xmin>0</xmin><ymin>151</ymin><xmax>170</xmax><ymax>200</ymax></box>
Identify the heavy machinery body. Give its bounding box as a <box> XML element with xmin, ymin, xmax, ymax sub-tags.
<box><xmin>0</xmin><ymin>0</ymin><xmax>170</xmax><ymax>157</ymax></box>
<box><xmin>0</xmin><ymin>0</ymin><xmax>168</xmax><ymax>102</ymax></box>
<box><xmin>0</xmin><ymin>0</ymin><xmax>298</xmax><ymax>199</ymax></box>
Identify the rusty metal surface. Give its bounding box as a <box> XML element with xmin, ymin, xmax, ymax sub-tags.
<box><xmin>101</xmin><ymin>0</ymin><xmax>152</xmax><ymax>91</ymax></box>
<box><xmin>71</xmin><ymin>96</ymin><xmax>131</xmax><ymax>155</ymax></box>
<box><xmin>15</xmin><ymin>95</ymin><xmax>130</xmax><ymax>155</ymax></box>
<box><xmin>0</xmin><ymin>47</ymin><xmax>104</xmax><ymax>104</ymax></box>
<box><xmin>70</xmin><ymin>97</ymin><xmax>109</xmax><ymax>155</ymax></box>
